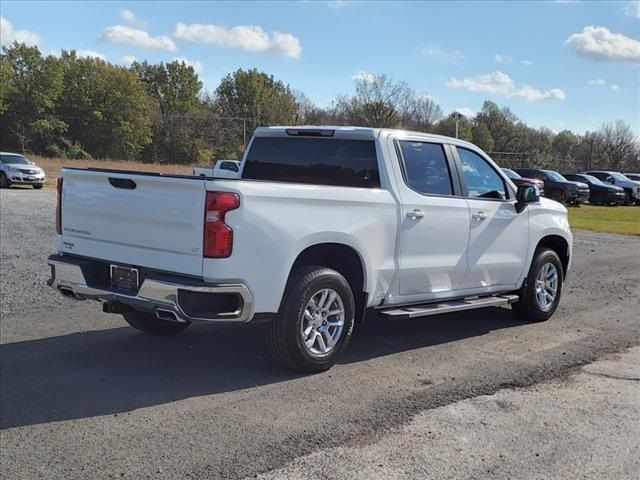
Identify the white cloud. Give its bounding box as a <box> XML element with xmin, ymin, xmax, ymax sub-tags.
<box><xmin>611</xmin><ymin>84</ymin><xmax>620</xmax><ymax>91</ymax></box>
<box><xmin>76</xmin><ymin>49</ymin><xmax>106</xmax><ymax>60</ymax></box>
<box><xmin>455</xmin><ymin>107</ymin><xmax>475</xmax><ymax>119</ymax></box>
<box><xmin>120</xmin><ymin>9</ymin><xmax>136</xmax><ymax>22</ymax></box>
<box><xmin>352</xmin><ymin>71</ymin><xmax>375</xmax><ymax>83</ymax></box>
<box><xmin>173</xmin><ymin>56</ymin><xmax>203</xmax><ymax>74</ymax></box>
<box><xmin>120</xmin><ymin>54</ymin><xmax>137</xmax><ymax>66</ymax></box>
<box><xmin>0</xmin><ymin>17</ymin><xmax>40</xmax><ymax>47</ymax></box>
<box><xmin>565</xmin><ymin>26</ymin><xmax>640</xmax><ymax>64</ymax></box>
<box><xmin>622</xmin><ymin>1</ymin><xmax>640</xmax><ymax>18</ymax></box>
<box><xmin>588</xmin><ymin>78</ymin><xmax>606</xmax><ymax>86</ymax></box>
<box><xmin>173</xmin><ymin>22</ymin><xmax>301</xmax><ymax>59</ymax></box>
<box><xmin>447</xmin><ymin>71</ymin><xmax>566</xmax><ymax>101</ymax></box>
<box><xmin>520</xmin><ymin>60</ymin><xmax>534</xmax><ymax>67</ymax></box>
<box><xmin>421</xmin><ymin>44</ymin><xmax>464</xmax><ymax>62</ymax></box>
<box><xmin>495</xmin><ymin>53</ymin><xmax>512</xmax><ymax>64</ymax></box>
<box><xmin>100</xmin><ymin>25</ymin><xmax>177</xmax><ymax>51</ymax></box>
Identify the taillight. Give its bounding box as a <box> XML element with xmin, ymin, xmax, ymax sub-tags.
<box><xmin>203</xmin><ymin>192</ymin><xmax>240</xmax><ymax>258</ymax></box>
<box><xmin>56</xmin><ymin>177</ymin><xmax>63</xmax><ymax>234</ymax></box>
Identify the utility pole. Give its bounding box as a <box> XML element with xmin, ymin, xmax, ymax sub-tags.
<box><xmin>452</xmin><ymin>111</ymin><xmax>463</xmax><ymax>139</ymax></box>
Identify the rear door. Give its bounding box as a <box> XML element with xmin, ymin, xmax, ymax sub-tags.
<box><xmin>61</xmin><ymin>169</ymin><xmax>206</xmax><ymax>276</ymax></box>
<box><xmin>453</xmin><ymin>147</ymin><xmax>529</xmax><ymax>289</ymax></box>
<box><xmin>392</xmin><ymin>138</ymin><xmax>470</xmax><ymax>300</ymax></box>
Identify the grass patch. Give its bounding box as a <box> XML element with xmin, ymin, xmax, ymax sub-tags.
<box><xmin>568</xmin><ymin>205</ymin><xmax>640</xmax><ymax>236</ymax></box>
<box><xmin>31</xmin><ymin>156</ymin><xmax>197</xmax><ymax>188</ymax></box>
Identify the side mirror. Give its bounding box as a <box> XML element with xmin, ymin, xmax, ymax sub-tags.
<box><xmin>605</xmin><ymin>177</ymin><xmax>614</xmax><ymax>184</ymax></box>
<box><xmin>515</xmin><ymin>185</ymin><xmax>539</xmax><ymax>212</ymax></box>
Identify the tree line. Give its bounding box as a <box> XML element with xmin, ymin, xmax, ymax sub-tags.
<box><xmin>1</xmin><ymin>42</ymin><xmax>638</xmax><ymax>172</ymax></box>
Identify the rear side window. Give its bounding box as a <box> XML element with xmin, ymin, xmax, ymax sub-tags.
<box><xmin>397</xmin><ymin>141</ymin><xmax>453</xmax><ymax>196</ymax></box>
<box><xmin>243</xmin><ymin>137</ymin><xmax>380</xmax><ymax>188</ymax></box>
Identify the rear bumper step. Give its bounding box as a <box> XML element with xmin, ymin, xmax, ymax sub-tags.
<box><xmin>380</xmin><ymin>295</ymin><xmax>519</xmax><ymax>320</ymax></box>
<box><xmin>47</xmin><ymin>255</ymin><xmax>254</xmax><ymax>324</ymax></box>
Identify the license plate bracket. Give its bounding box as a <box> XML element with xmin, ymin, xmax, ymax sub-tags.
<box><xmin>110</xmin><ymin>265</ymin><xmax>139</xmax><ymax>293</ymax></box>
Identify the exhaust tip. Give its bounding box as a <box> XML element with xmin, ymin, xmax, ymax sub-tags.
<box><xmin>156</xmin><ymin>309</ymin><xmax>181</xmax><ymax>322</ymax></box>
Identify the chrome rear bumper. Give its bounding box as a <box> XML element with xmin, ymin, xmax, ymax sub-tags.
<box><xmin>47</xmin><ymin>256</ymin><xmax>254</xmax><ymax>323</ymax></box>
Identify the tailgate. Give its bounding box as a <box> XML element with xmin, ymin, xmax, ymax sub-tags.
<box><xmin>60</xmin><ymin>169</ymin><xmax>206</xmax><ymax>276</ymax></box>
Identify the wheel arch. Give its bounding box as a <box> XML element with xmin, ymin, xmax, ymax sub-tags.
<box><xmin>285</xmin><ymin>243</ymin><xmax>368</xmax><ymax>323</ymax></box>
<box><xmin>535</xmin><ymin>235</ymin><xmax>570</xmax><ymax>277</ymax></box>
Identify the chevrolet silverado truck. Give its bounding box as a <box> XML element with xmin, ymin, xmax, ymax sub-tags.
<box><xmin>48</xmin><ymin>127</ymin><xmax>572</xmax><ymax>372</ymax></box>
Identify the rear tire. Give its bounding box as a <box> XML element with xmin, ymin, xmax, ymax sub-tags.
<box><xmin>512</xmin><ymin>248</ymin><xmax>563</xmax><ymax>322</ymax></box>
<box><xmin>33</xmin><ymin>184</ymin><xmax>43</xmax><ymax>189</ymax></box>
<box><xmin>266</xmin><ymin>265</ymin><xmax>355</xmax><ymax>373</ymax></box>
<box><xmin>122</xmin><ymin>310</ymin><xmax>190</xmax><ymax>335</ymax></box>
<box><xmin>0</xmin><ymin>173</ymin><xmax>10</xmax><ymax>189</ymax></box>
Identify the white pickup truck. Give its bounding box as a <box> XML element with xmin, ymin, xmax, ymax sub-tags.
<box><xmin>48</xmin><ymin>127</ymin><xmax>572</xmax><ymax>372</ymax></box>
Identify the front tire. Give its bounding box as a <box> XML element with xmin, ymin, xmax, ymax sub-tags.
<box><xmin>266</xmin><ymin>266</ymin><xmax>355</xmax><ymax>373</ymax></box>
<box><xmin>512</xmin><ymin>248</ymin><xmax>563</xmax><ymax>322</ymax></box>
<box><xmin>33</xmin><ymin>183</ymin><xmax>43</xmax><ymax>189</ymax></box>
<box><xmin>0</xmin><ymin>173</ymin><xmax>10</xmax><ymax>189</ymax></box>
<box><xmin>122</xmin><ymin>310</ymin><xmax>190</xmax><ymax>335</ymax></box>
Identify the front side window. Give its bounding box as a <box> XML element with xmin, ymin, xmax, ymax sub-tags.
<box><xmin>457</xmin><ymin>147</ymin><xmax>507</xmax><ymax>200</ymax></box>
<box><xmin>397</xmin><ymin>141</ymin><xmax>453</xmax><ymax>196</ymax></box>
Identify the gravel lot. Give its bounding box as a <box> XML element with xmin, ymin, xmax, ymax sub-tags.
<box><xmin>1</xmin><ymin>188</ymin><xmax>639</xmax><ymax>479</ymax></box>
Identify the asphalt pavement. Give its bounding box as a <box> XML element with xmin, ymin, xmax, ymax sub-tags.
<box><xmin>1</xmin><ymin>188</ymin><xmax>639</xmax><ymax>479</ymax></box>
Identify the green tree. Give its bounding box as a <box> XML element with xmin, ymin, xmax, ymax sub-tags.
<box><xmin>434</xmin><ymin>113</ymin><xmax>473</xmax><ymax>141</ymax></box>
<box><xmin>552</xmin><ymin>130</ymin><xmax>579</xmax><ymax>160</ymax></box>
<box><xmin>0</xmin><ymin>42</ymin><xmax>64</xmax><ymax>152</ymax></box>
<box><xmin>472</xmin><ymin>122</ymin><xmax>495</xmax><ymax>152</ymax></box>
<box><xmin>474</xmin><ymin>100</ymin><xmax>519</xmax><ymax>152</ymax></box>
<box><xmin>133</xmin><ymin>60</ymin><xmax>205</xmax><ymax>163</ymax></box>
<box><xmin>214</xmin><ymin>68</ymin><xmax>298</xmax><ymax>157</ymax></box>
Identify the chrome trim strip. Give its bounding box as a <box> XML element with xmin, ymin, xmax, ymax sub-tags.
<box><xmin>48</xmin><ymin>258</ymin><xmax>254</xmax><ymax>323</ymax></box>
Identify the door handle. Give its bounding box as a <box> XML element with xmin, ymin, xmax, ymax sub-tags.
<box><xmin>406</xmin><ymin>209</ymin><xmax>425</xmax><ymax>219</ymax></box>
<box><xmin>472</xmin><ymin>211</ymin><xmax>487</xmax><ymax>220</ymax></box>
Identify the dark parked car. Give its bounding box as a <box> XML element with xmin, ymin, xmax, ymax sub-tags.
<box><xmin>563</xmin><ymin>173</ymin><xmax>625</xmax><ymax>205</ymax></box>
<box><xmin>583</xmin><ymin>171</ymin><xmax>640</xmax><ymax>205</ymax></box>
<box><xmin>514</xmin><ymin>168</ymin><xmax>589</xmax><ymax>204</ymax></box>
<box><xmin>502</xmin><ymin>168</ymin><xmax>545</xmax><ymax>196</ymax></box>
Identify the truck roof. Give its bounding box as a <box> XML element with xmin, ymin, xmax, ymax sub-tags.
<box><xmin>254</xmin><ymin>126</ymin><xmax>479</xmax><ymax>150</ymax></box>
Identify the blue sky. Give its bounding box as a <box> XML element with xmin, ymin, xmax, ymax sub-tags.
<box><xmin>2</xmin><ymin>0</ymin><xmax>639</xmax><ymax>134</ymax></box>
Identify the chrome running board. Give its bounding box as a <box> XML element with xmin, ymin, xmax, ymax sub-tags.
<box><xmin>381</xmin><ymin>295</ymin><xmax>519</xmax><ymax>320</ymax></box>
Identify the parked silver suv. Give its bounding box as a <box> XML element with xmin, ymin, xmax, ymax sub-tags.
<box><xmin>0</xmin><ymin>152</ymin><xmax>46</xmax><ymax>189</ymax></box>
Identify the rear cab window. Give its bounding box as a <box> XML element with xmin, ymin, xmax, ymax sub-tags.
<box><xmin>242</xmin><ymin>137</ymin><xmax>380</xmax><ymax>188</ymax></box>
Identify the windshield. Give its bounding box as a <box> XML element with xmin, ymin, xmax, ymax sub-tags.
<box><xmin>544</xmin><ymin>170</ymin><xmax>567</xmax><ymax>182</ymax></box>
<box><xmin>0</xmin><ymin>154</ymin><xmax>30</xmax><ymax>165</ymax></box>
<box><xmin>580</xmin><ymin>174</ymin><xmax>603</xmax><ymax>185</ymax></box>
<box><xmin>611</xmin><ymin>172</ymin><xmax>632</xmax><ymax>181</ymax></box>
<box><xmin>502</xmin><ymin>168</ymin><xmax>521</xmax><ymax>179</ymax></box>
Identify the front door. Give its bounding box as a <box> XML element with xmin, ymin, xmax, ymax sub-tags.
<box><xmin>454</xmin><ymin>146</ymin><xmax>529</xmax><ymax>289</ymax></box>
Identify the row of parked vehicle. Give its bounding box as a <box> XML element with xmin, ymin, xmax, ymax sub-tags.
<box><xmin>502</xmin><ymin>168</ymin><xmax>640</xmax><ymax>206</ymax></box>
